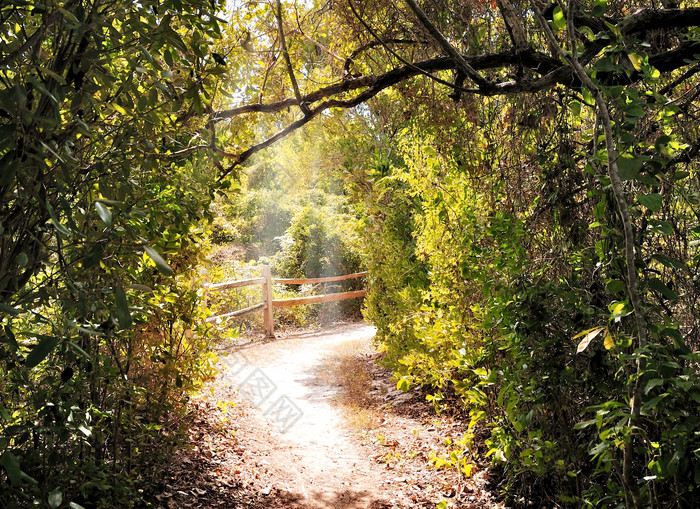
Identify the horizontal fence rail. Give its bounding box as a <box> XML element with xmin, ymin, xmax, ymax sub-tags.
<box><xmin>204</xmin><ymin>277</ymin><xmax>266</xmax><ymax>291</ymax></box>
<box><xmin>273</xmin><ymin>271</ymin><xmax>367</xmax><ymax>285</ymax></box>
<box><xmin>203</xmin><ymin>266</ymin><xmax>367</xmax><ymax>337</ymax></box>
<box><xmin>204</xmin><ymin>302</ymin><xmax>265</xmax><ymax>323</ymax></box>
<box><xmin>272</xmin><ymin>289</ymin><xmax>367</xmax><ymax>307</ymax></box>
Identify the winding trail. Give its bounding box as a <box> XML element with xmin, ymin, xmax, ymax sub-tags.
<box><xmin>221</xmin><ymin>323</ymin><xmax>393</xmax><ymax>508</ymax></box>
<box><xmin>158</xmin><ymin>322</ymin><xmax>501</xmax><ymax>508</ymax></box>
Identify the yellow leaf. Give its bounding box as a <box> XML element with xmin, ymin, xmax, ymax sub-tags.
<box><xmin>603</xmin><ymin>331</ymin><xmax>614</xmax><ymax>350</ymax></box>
<box><xmin>113</xmin><ymin>103</ymin><xmax>128</xmax><ymax>115</ymax></box>
<box><xmin>462</xmin><ymin>462</ymin><xmax>473</xmax><ymax>478</ymax></box>
<box><xmin>628</xmin><ymin>52</ymin><xmax>643</xmax><ymax>71</ymax></box>
<box><xmin>575</xmin><ymin>327</ymin><xmax>605</xmax><ymax>353</ymax></box>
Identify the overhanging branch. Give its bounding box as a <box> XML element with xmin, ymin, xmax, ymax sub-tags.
<box><xmin>205</xmin><ymin>6</ymin><xmax>700</xmax><ymax>173</ymax></box>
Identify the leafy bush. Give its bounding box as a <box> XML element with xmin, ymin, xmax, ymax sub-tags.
<box><xmin>275</xmin><ymin>195</ymin><xmax>363</xmax><ymax>280</ymax></box>
<box><xmin>0</xmin><ymin>0</ymin><xmax>227</xmax><ymax>505</ymax></box>
<box><xmin>354</xmin><ymin>99</ymin><xmax>700</xmax><ymax>506</ymax></box>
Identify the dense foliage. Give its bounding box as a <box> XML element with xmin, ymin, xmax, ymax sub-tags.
<box><xmin>208</xmin><ymin>1</ymin><xmax>700</xmax><ymax>507</ymax></box>
<box><xmin>335</xmin><ymin>5</ymin><xmax>700</xmax><ymax>508</ymax></box>
<box><xmin>0</xmin><ymin>0</ymin><xmax>228</xmax><ymax>506</ymax></box>
<box><xmin>3</xmin><ymin>0</ymin><xmax>700</xmax><ymax>507</ymax></box>
<box><xmin>207</xmin><ymin>122</ymin><xmax>365</xmax><ymax>328</ymax></box>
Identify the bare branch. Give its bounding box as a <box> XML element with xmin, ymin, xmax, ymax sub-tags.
<box><xmin>346</xmin><ymin>0</ymin><xmax>480</xmax><ymax>94</ymax></box>
<box><xmin>275</xmin><ymin>0</ymin><xmax>309</xmax><ymax>115</ymax></box>
<box><xmin>403</xmin><ymin>0</ymin><xmax>494</xmax><ymax>89</ymax></box>
<box><xmin>342</xmin><ymin>38</ymin><xmax>420</xmax><ymax>76</ymax></box>
<box><xmin>496</xmin><ymin>0</ymin><xmax>530</xmax><ymax>53</ymax></box>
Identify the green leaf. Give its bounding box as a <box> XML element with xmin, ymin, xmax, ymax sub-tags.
<box><xmin>67</xmin><ymin>341</ymin><xmax>93</xmax><ymax>361</ymax></box>
<box><xmin>571</xmin><ymin>100</ymin><xmax>581</xmax><ymax>117</ymax></box>
<box><xmin>644</xmin><ymin>378</ymin><xmax>664</xmax><ymax>395</ymax></box>
<box><xmin>16</xmin><ymin>252</ymin><xmax>28</xmax><ymax>267</ymax></box>
<box><xmin>608</xmin><ymin>301</ymin><xmax>632</xmax><ymax>321</ymax></box>
<box><xmin>48</xmin><ymin>489</ymin><xmax>63</xmax><ymax>509</ymax></box>
<box><xmin>623</xmin><ymin>103</ymin><xmax>645</xmax><ymax>118</ymax></box>
<box><xmin>603</xmin><ymin>21</ymin><xmax>622</xmax><ymax>41</ymax></box>
<box><xmin>652</xmin><ymin>253</ymin><xmax>685</xmax><ymax>270</ymax></box>
<box><xmin>164</xmin><ymin>48</ymin><xmax>174</xmax><ymax>67</ymax></box>
<box><xmin>69</xmin><ymin>321</ymin><xmax>104</xmax><ymax>336</ymax></box>
<box><xmin>579</xmin><ymin>26</ymin><xmax>595</xmax><ymax>42</ymax></box>
<box><xmin>573</xmin><ymin>419</ymin><xmax>597</xmax><ymax>430</ymax></box>
<box><xmin>595</xmin><ymin>57</ymin><xmax>617</xmax><ymax>72</ymax></box>
<box><xmin>46</xmin><ymin>201</ymin><xmax>71</xmax><ymax>237</ymax></box>
<box><xmin>70</xmin><ymin>503</ymin><xmax>87</xmax><ymax>509</ymax></box>
<box><xmin>648</xmin><ymin>278</ymin><xmax>679</xmax><ymax>301</ymax></box>
<box><xmin>660</xmin><ymin>328</ymin><xmax>691</xmax><ymax>354</ymax></box>
<box><xmin>574</xmin><ymin>327</ymin><xmax>605</xmax><ymax>353</ymax></box>
<box><xmin>127</xmin><ymin>284</ymin><xmax>153</xmax><ymax>293</ymax></box>
<box><xmin>95</xmin><ymin>201</ymin><xmax>113</xmax><ymax>227</ymax></box>
<box><xmin>1</xmin><ymin>451</ymin><xmax>21</xmax><ymax>485</ymax></box>
<box><xmin>397</xmin><ymin>378</ymin><xmax>411</xmax><ymax>392</ymax></box>
<box><xmin>605</xmin><ymin>279</ymin><xmax>625</xmax><ymax>294</ymax></box>
<box><xmin>647</xmin><ymin>220</ymin><xmax>673</xmax><ymax>235</ymax></box>
<box><xmin>114</xmin><ymin>286</ymin><xmax>132</xmax><ymax>329</ymax></box>
<box><xmin>26</xmin><ymin>76</ymin><xmax>58</xmax><ymax>106</ymax></box>
<box><xmin>144</xmin><ymin>246</ymin><xmax>174</xmax><ymax>276</ymax></box>
<box><xmin>617</xmin><ymin>155</ymin><xmax>643</xmax><ymax>180</ymax></box>
<box><xmin>0</xmin><ymin>303</ymin><xmax>22</xmax><ymax>316</ymax></box>
<box><xmin>112</xmin><ymin>102</ymin><xmax>128</xmax><ymax>116</ymax></box>
<box><xmin>552</xmin><ymin>7</ymin><xmax>565</xmax><ymax>30</ymax></box>
<box><xmin>592</xmin><ymin>0</ymin><xmax>607</xmax><ymax>16</ymax></box>
<box><xmin>637</xmin><ymin>193</ymin><xmax>662</xmax><ymax>212</ymax></box>
<box><xmin>26</xmin><ymin>335</ymin><xmax>59</xmax><ymax>369</ymax></box>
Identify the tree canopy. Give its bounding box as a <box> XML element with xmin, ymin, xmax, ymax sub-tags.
<box><xmin>3</xmin><ymin>0</ymin><xmax>700</xmax><ymax>507</ymax></box>
<box><xmin>205</xmin><ymin>1</ymin><xmax>700</xmax><ymax>169</ymax></box>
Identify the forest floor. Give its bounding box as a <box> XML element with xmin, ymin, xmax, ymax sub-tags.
<box><xmin>153</xmin><ymin>322</ymin><xmax>504</xmax><ymax>508</ymax></box>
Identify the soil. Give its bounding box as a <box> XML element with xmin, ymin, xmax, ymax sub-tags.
<box><xmin>153</xmin><ymin>322</ymin><xmax>504</xmax><ymax>508</ymax></box>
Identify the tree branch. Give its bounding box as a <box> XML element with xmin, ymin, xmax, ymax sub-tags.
<box><xmin>404</xmin><ymin>0</ymin><xmax>494</xmax><ymax>89</ymax></box>
<box><xmin>496</xmin><ymin>0</ymin><xmax>530</xmax><ymax>53</ymax></box>
<box><xmin>275</xmin><ymin>0</ymin><xmax>309</xmax><ymax>115</ymax></box>
<box><xmin>342</xmin><ymin>38</ymin><xmax>420</xmax><ymax>76</ymax></box>
<box><xmin>208</xmin><ymin>5</ymin><xmax>700</xmax><ymax>176</ymax></box>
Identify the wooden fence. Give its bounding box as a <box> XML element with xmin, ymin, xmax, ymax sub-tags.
<box><xmin>202</xmin><ymin>265</ymin><xmax>367</xmax><ymax>337</ymax></box>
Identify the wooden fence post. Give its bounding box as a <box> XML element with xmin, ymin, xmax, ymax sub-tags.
<box><xmin>262</xmin><ymin>265</ymin><xmax>275</xmax><ymax>338</ymax></box>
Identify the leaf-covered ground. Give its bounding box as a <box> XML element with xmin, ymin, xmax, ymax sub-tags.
<box><xmin>152</xmin><ymin>323</ymin><xmax>503</xmax><ymax>508</ymax></box>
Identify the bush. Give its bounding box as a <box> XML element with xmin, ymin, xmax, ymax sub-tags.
<box><xmin>354</xmin><ymin>116</ymin><xmax>700</xmax><ymax>506</ymax></box>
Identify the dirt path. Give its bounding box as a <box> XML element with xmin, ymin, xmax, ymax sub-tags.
<box><xmin>155</xmin><ymin>322</ymin><xmax>502</xmax><ymax>508</ymax></box>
